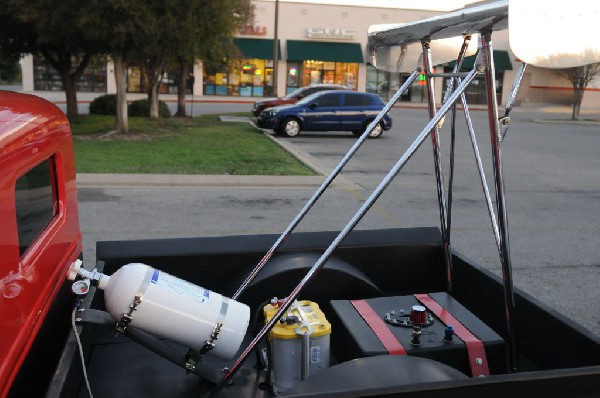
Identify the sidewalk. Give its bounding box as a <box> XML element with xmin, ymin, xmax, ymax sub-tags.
<box><xmin>8</xmin><ymin>87</ymin><xmax>480</xmax><ymax>110</ymax></box>
<box><xmin>76</xmin><ymin>173</ymin><xmax>329</xmax><ymax>188</ymax></box>
<box><xmin>4</xmin><ymin>83</ymin><xmax>599</xmax><ymax>115</ymax></box>
<box><xmin>5</xmin><ymin>85</ymin><xmax>599</xmax><ymax>116</ymax></box>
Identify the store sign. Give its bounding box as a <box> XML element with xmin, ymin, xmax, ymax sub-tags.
<box><xmin>237</xmin><ymin>25</ymin><xmax>268</xmax><ymax>36</ymax></box>
<box><xmin>306</xmin><ymin>28</ymin><xmax>356</xmax><ymax>40</ymax></box>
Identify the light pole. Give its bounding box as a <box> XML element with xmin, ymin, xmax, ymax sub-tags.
<box><xmin>272</xmin><ymin>0</ymin><xmax>279</xmax><ymax>96</ymax></box>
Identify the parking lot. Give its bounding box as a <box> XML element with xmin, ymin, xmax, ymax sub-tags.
<box><xmin>76</xmin><ymin>102</ymin><xmax>600</xmax><ymax>337</ymax></box>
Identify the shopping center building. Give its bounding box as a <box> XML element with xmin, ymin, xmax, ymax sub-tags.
<box><xmin>19</xmin><ymin>0</ymin><xmax>600</xmax><ymax>107</ymax></box>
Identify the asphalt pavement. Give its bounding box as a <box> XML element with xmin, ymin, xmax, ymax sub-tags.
<box><xmin>76</xmin><ymin>103</ymin><xmax>599</xmax><ymax>340</ymax></box>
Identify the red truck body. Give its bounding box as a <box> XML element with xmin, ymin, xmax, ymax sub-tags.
<box><xmin>0</xmin><ymin>91</ymin><xmax>82</xmax><ymax>397</ymax></box>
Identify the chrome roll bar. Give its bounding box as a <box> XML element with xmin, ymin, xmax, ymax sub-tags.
<box><xmin>214</xmin><ymin>1</ymin><xmax>536</xmax><ymax>390</ymax></box>
<box><xmin>214</xmin><ymin>66</ymin><xmax>482</xmax><ymax>392</ymax></box>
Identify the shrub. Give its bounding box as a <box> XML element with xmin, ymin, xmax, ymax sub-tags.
<box><xmin>89</xmin><ymin>94</ymin><xmax>117</xmax><ymax>115</ymax></box>
<box><xmin>89</xmin><ymin>95</ymin><xmax>172</xmax><ymax>118</ymax></box>
<box><xmin>128</xmin><ymin>99</ymin><xmax>171</xmax><ymax>118</ymax></box>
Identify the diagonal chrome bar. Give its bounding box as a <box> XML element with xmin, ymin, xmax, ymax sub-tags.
<box><xmin>447</xmin><ymin>97</ymin><xmax>457</xmax><ymax>254</ymax></box>
<box><xmin>422</xmin><ymin>40</ymin><xmax>453</xmax><ymax>292</ymax></box>
<box><xmin>430</xmin><ymin>72</ymin><xmax>472</xmax><ymax>78</ymax></box>
<box><xmin>504</xmin><ymin>62</ymin><xmax>527</xmax><ymax>113</ymax></box>
<box><xmin>448</xmin><ymin>39</ymin><xmax>522</xmax><ymax>263</ymax></box>
<box><xmin>501</xmin><ymin>62</ymin><xmax>528</xmax><ymax>141</ymax></box>
<box><xmin>442</xmin><ymin>35</ymin><xmax>503</xmax><ymax>267</ymax></box>
<box><xmin>480</xmin><ymin>31</ymin><xmax>518</xmax><ymax>372</ymax></box>
<box><xmin>231</xmin><ymin>69</ymin><xmax>420</xmax><ymax>301</ymax></box>
<box><xmin>459</xmin><ymin>87</ymin><xmax>502</xmax><ymax>256</ymax></box>
<box><xmin>213</xmin><ymin>68</ymin><xmax>480</xmax><ymax>393</ymax></box>
<box><xmin>444</xmin><ymin>35</ymin><xmax>473</xmax><ymax>270</ymax></box>
<box><xmin>443</xmin><ymin>35</ymin><xmax>473</xmax><ymax>104</ymax></box>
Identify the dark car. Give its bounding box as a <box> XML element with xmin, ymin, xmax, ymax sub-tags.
<box><xmin>251</xmin><ymin>84</ymin><xmax>347</xmax><ymax>116</ymax></box>
<box><xmin>256</xmin><ymin>90</ymin><xmax>393</xmax><ymax>138</ymax></box>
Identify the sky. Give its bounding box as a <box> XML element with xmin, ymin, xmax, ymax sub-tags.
<box><xmin>281</xmin><ymin>0</ymin><xmax>485</xmax><ymax>12</ymax></box>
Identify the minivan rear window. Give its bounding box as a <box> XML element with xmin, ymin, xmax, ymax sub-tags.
<box><xmin>344</xmin><ymin>94</ymin><xmax>372</xmax><ymax>106</ymax></box>
<box><xmin>316</xmin><ymin>93</ymin><xmax>341</xmax><ymax>107</ymax></box>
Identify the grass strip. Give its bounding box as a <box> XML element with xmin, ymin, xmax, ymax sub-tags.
<box><xmin>69</xmin><ymin>114</ymin><xmax>315</xmax><ymax>175</ymax></box>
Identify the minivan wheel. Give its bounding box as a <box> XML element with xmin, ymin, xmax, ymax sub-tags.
<box><xmin>354</xmin><ymin>121</ymin><xmax>383</xmax><ymax>138</ymax></box>
<box><xmin>281</xmin><ymin>118</ymin><xmax>301</xmax><ymax>137</ymax></box>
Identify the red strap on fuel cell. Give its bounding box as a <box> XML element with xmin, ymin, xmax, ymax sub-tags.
<box><xmin>350</xmin><ymin>299</ymin><xmax>407</xmax><ymax>355</ymax></box>
<box><xmin>414</xmin><ymin>293</ymin><xmax>490</xmax><ymax>377</ymax></box>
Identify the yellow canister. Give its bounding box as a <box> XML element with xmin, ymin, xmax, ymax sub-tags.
<box><xmin>263</xmin><ymin>300</ymin><xmax>331</xmax><ymax>392</ymax></box>
<box><xmin>264</xmin><ymin>300</ymin><xmax>331</xmax><ymax>339</ymax></box>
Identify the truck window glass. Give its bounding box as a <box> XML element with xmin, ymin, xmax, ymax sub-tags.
<box><xmin>15</xmin><ymin>157</ymin><xmax>58</xmax><ymax>256</ymax></box>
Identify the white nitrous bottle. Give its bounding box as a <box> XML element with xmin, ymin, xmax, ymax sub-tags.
<box><xmin>68</xmin><ymin>260</ymin><xmax>250</xmax><ymax>360</ymax></box>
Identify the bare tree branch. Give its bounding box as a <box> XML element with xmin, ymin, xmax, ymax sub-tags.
<box><xmin>556</xmin><ymin>63</ymin><xmax>600</xmax><ymax>119</ymax></box>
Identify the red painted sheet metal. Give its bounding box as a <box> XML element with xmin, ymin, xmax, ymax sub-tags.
<box><xmin>414</xmin><ymin>293</ymin><xmax>490</xmax><ymax>377</ymax></box>
<box><xmin>350</xmin><ymin>299</ymin><xmax>407</xmax><ymax>355</ymax></box>
<box><xmin>0</xmin><ymin>92</ymin><xmax>82</xmax><ymax>397</ymax></box>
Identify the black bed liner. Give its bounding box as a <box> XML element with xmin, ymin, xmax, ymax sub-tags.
<box><xmin>46</xmin><ymin>228</ymin><xmax>599</xmax><ymax>398</ymax></box>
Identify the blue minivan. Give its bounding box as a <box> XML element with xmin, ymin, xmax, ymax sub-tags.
<box><xmin>256</xmin><ymin>90</ymin><xmax>393</xmax><ymax>138</ymax></box>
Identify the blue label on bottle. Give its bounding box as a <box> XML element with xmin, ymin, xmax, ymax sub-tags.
<box><xmin>149</xmin><ymin>268</ymin><xmax>210</xmax><ymax>303</ymax></box>
<box><xmin>151</xmin><ymin>269</ymin><xmax>160</xmax><ymax>284</ymax></box>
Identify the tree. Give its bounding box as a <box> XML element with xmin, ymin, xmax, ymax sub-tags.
<box><xmin>130</xmin><ymin>0</ymin><xmax>254</xmax><ymax>118</ymax></box>
<box><xmin>556</xmin><ymin>63</ymin><xmax>600</xmax><ymax>120</ymax></box>
<box><xmin>83</xmin><ymin>0</ymin><xmax>156</xmax><ymax>133</ymax></box>
<box><xmin>87</xmin><ymin>0</ymin><xmax>252</xmax><ymax>126</ymax></box>
<box><xmin>174</xmin><ymin>0</ymin><xmax>254</xmax><ymax>116</ymax></box>
<box><xmin>146</xmin><ymin>0</ymin><xmax>254</xmax><ymax>118</ymax></box>
<box><xmin>0</xmin><ymin>0</ymin><xmax>102</xmax><ymax>116</ymax></box>
<box><xmin>0</xmin><ymin>53</ymin><xmax>21</xmax><ymax>83</ymax></box>
<box><xmin>131</xmin><ymin>0</ymin><xmax>172</xmax><ymax>120</ymax></box>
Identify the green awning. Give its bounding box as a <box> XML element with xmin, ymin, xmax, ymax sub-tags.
<box><xmin>287</xmin><ymin>40</ymin><xmax>364</xmax><ymax>63</ymax></box>
<box><xmin>233</xmin><ymin>38</ymin><xmax>281</xmax><ymax>60</ymax></box>
<box><xmin>446</xmin><ymin>50</ymin><xmax>513</xmax><ymax>70</ymax></box>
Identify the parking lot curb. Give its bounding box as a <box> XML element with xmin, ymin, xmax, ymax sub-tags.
<box><xmin>76</xmin><ymin>173</ymin><xmax>339</xmax><ymax>189</ymax></box>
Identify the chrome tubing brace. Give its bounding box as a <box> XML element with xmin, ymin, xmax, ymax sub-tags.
<box><xmin>480</xmin><ymin>30</ymin><xmax>518</xmax><ymax>372</ymax></box>
<box><xmin>430</xmin><ymin>72</ymin><xmax>473</xmax><ymax>78</ymax></box>
<box><xmin>442</xmin><ymin>35</ymin><xmax>473</xmax><ymax>106</ymax></box>
<box><xmin>422</xmin><ymin>40</ymin><xmax>453</xmax><ymax>292</ymax></box>
<box><xmin>211</xmin><ymin>68</ymin><xmax>480</xmax><ymax>395</ymax></box>
<box><xmin>441</xmin><ymin>32</ymin><xmax>504</xmax><ymax>278</ymax></box>
<box><xmin>231</xmin><ymin>69</ymin><xmax>420</xmax><ymax>301</ymax></box>
<box><xmin>500</xmin><ymin>62</ymin><xmax>528</xmax><ymax>141</ymax></box>
<box><xmin>460</xmin><ymin>90</ymin><xmax>502</xmax><ymax>255</ymax></box>
<box><xmin>439</xmin><ymin>35</ymin><xmax>474</xmax><ymax>292</ymax></box>
<box><xmin>504</xmin><ymin>62</ymin><xmax>527</xmax><ymax>115</ymax></box>
<box><xmin>440</xmin><ymin>35</ymin><xmax>502</xmax><ymax>258</ymax></box>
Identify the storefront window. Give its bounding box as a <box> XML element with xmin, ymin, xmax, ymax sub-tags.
<box><xmin>127</xmin><ymin>66</ymin><xmax>144</xmax><ymax>93</ymax></box>
<box><xmin>33</xmin><ymin>56</ymin><xmax>107</xmax><ymax>92</ymax></box>
<box><xmin>442</xmin><ymin>69</ymin><xmax>504</xmax><ymax>104</ymax></box>
<box><xmin>366</xmin><ymin>65</ymin><xmax>414</xmax><ymax>102</ymax></box>
<box><xmin>204</xmin><ymin>58</ymin><xmax>273</xmax><ymax>97</ymax></box>
<box><xmin>287</xmin><ymin>62</ymin><xmax>301</xmax><ymax>92</ymax></box>
<box><xmin>127</xmin><ymin>65</ymin><xmax>194</xmax><ymax>95</ymax></box>
<box><xmin>286</xmin><ymin>60</ymin><xmax>359</xmax><ymax>94</ymax></box>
